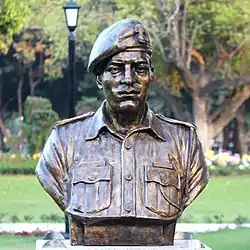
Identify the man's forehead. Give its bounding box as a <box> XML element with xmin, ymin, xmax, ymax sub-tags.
<box><xmin>108</xmin><ymin>50</ymin><xmax>150</xmax><ymax>64</ymax></box>
<box><xmin>88</xmin><ymin>19</ymin><xmax>152</xmax><ymax>73</ymax></box>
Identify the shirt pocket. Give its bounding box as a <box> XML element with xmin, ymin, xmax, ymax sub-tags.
<box><xmin>71</xmin><ymin>162</ymin><xmax>113</xmax><ymax>214</ymax></box>
<box><xmin>144</xmin><ymin>165</ymin><xmax>182</xmax><ymax>219</ymax></box>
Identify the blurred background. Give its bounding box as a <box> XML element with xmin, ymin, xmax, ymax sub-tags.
<box><xmin>1</xmin><ymin>0</ymin><xmax>250</xmax><ymax>249</ymax></box>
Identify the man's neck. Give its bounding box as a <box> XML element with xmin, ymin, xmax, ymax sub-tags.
<box><xmin>105</xmin><ymin>103</ymin><xmax>146</xmax><ymax>137</ymax></box>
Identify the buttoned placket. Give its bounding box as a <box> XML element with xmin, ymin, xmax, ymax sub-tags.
<box><xmin>121</xmin><ymin>133</ymin><xmax>136</xmax><ymax>216</ymax></box>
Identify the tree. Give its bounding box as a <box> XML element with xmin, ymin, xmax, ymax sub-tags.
<box><xmin>0</xmin><ymin>0</ymin><xmax>31</xmax><ymax>53</ymax></box>
<box><xmin>115</xmin><ymin>0</ymin><xmax>250</xmax><ymax>150</ymax></box>
<box><xmin>13</xmin><ymin>28</ymin><xmax>51</xmax><ymax>96</ymax></box>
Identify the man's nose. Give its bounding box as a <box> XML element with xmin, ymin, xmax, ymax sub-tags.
<box><xmin>121</xmin><ymin>65</ymin><xmax>133</xmax><ymax>85</ymax></box>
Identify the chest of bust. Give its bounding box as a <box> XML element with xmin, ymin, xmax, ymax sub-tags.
<box><xmin>66</xmin><ymin>130</ymin><xmax>187</xmax><ymax>222</ymax></box>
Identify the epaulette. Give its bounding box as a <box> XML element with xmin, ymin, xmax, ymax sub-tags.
<box><xmin>156</xmin><ymin>114</ymin><xmax>197</xmax><ymax>130</ymax></box>
<box><xmin>52</xmin><ymin>112</ymin><xmax>94</xmax><ymax>129</ymax></box>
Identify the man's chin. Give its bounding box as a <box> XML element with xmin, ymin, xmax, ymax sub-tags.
<box><xmin>117</xmin><ymin>100</ymin><xmax>142</xmax><ymax>113</ymax></box>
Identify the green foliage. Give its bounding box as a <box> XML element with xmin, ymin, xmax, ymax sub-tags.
<box><xmin>0</xmin><ymin>213</ymin><xmax>6</xmax><ymax>223</ymax></box>
<box><xmin>234</xmin><ymin>215</ymin><xmax>249</xmax><ymax>225</ymax></box>
<box><xmin>23</xmin><ymin>96</ymin><xmax>59</xmax><ymax>153</ymax></box>
<box><xmin>0</xmin><ymin>0</ymin><xmax>31</xmax><ymax>53</ymax></box>
<box><xmin>76</xmin><ymin>96</ymin><xmax>102</xmax><ymax>115</ymax></box>
<box><xmin>40</xmin><ymin>213</ymin><xmax>64</xmax><ymax>223</ymax></box>
<box><xmin>23</xmin><ymin>215</ymin><xmax>34</xmax><ymax>222</ymax></box>
<box><xmin>10</xmin><ymin>215</ymin><xmax>20</xmax><ymax>223</ymax></box>
<box><xmin>189</xmin><ymin>0</ymin><xmax>250</xmax><ymax>48</ymax></box>
<box><xmin>0</xmin><ymin>158</ymin><xmax>36</xmax><ymax>175</ymax></box>
<box><xmin>27</xmin><ymin>0</ymin><xmax>115</xmax><ymax>77</ymax></box>
<box><xmin>209</xmin><ymin>165</ymin><xmax>250</xmax><ymax>176</ymax></box>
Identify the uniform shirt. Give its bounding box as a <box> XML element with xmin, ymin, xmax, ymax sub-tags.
<box><xmin>36</xmin><ymin>102</ymin><xmax>208</xmax><ymax>223</ymax></box>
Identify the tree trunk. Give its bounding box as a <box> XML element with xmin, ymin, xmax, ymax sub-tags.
<box><xmin>0</xmin><ymin>67</ymin><xmax>4</xmax><ymax>150</ymax></box>
<box><xmin>193</xmin><ymin>96</ymin><xmax>212</xmax><ymax>152</ymax></box>
<box><xmin>30</xmin><ymin>83</ymin><xmax>35</xmax><ymax>96</ymax></box>
<box><xmin>233</xmin><ymin>119</ymin><xmax>241</xmax><ymax>154</ymax></box>
<box><xmin>222</xmin><ymin>125</ymin><xmax>230</xmax><ymax>151</ymax></box>
<box><xmin>211</xmin><ymin>85</ymin><xmax>250</xmax><ymax>138</ymax></box>
<box><xmin>28</xmin><ymin>64</ymin><xmax>35</xmax><ymax>96</ymax></box>
<box><xmin>236</xmin><ymin>107</ymin><xmax>248</xmax><ymax>154</ymax></box>
<box><xmin>17</xmin><ymin>76</ymin><xmax>24</xmax><ymax>117</ymax></box>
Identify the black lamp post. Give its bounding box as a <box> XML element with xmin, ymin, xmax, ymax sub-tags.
<box><xmin>64</xmin><ymin>0</ymin><xmax>80</xmax><ymax>118</ymax></box>
<box><xmin>63</xmin><ymin>0</ymin><xmax>80</xmax><ymax>239</ymax></box>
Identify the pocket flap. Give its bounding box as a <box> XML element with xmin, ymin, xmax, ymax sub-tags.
<box><xmin>73</xmin><ymin>165</ymin><xmax>111</xmax><ymax>184</ymax></box>
<box><xmin>145</xmin><ymin>166</ymin><xmax>180</xmax><ymax>189</ymax></box>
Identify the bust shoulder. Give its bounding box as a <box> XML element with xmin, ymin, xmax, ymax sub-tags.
<box><xmin>156</xmin><ymin>114</ymin><xmax>196</xmax><ymax>130</ymax></box>
<box><xmin>52</xmin><ymin>112</ymin><xmax>94</xmax><ymax>129</ymax></box>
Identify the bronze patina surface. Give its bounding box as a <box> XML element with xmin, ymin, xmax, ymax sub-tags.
<box><xmin>36</xmin><ymin>19</ymin><xmax>209</xmax><ymax>246</ymax></box>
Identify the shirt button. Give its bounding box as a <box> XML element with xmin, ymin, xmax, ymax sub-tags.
<box><xmin>125</xmin><ymin>174</ymin><xmax>132</xmax><ymax>181</ymax></box>
<box><xmin>125</xmin><ymin>204</ymin><xmax>132</xmax><ymax>212</ymax></box>
<box><xmin>124</xmin><ymin>141</ymin><xmax>131</xmax><ymax>150</ymax></box>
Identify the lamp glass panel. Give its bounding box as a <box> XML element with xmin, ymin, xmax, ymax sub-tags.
<box><xmin>65</xmin><ymin>8</ymin><xmax>78</xmax><ymax>27</ymax></box>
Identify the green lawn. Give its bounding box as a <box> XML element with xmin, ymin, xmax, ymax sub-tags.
<box><xmin>0</xmin><ymin>175</ymin><xmax>62</xmax><ymax>223</ymax></box>
<box><xmin>1</xmin><ymin>228</ymin><xmax>250</xmax><ymax>250</ymax></box>
<box><xmin>181</xmin><ymin>175</ymin><xmax>250</xmax><ymax>223</ymax></box>
<box><xmin>0</xmin><ymin>175</ymin><xmax>250</xmax><ymax>223</ymax></box>
<box><xmin>0</xmin><ymin>236</ymin><xmax>39</xmax><ymax>250</ymax></box>
<box><xmin>196</xmin><ymin>228</ymin><xmax>250</xmax><ymax>250</ymax></box>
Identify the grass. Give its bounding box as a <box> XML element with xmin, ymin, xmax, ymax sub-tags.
<box><xmin>1</xmin><ymin>228</ymin><xmax>250</xmax><ymax>250</ymax></box>
<box><xmin>0</xmin><ymin>236</ymin><xmax>39</xmax><ymax>250</ymax></box>
<box><xmin>0</xmin><ymin>175</ymin><xmax>250</xmax><ymax>223</ymax></box>
<box><xmin>181</xmin><ymin>175</ymin><xmax>250</xmax><ymax>223</ymax></box>
<box><xmin>196</xmin><ymin>228</ymin><xmax>250</xmax><ymax>250</ymax></box>
<box><xmin>0</xmin><ymin>175</ymin><xmax>62</xmax><ymax>223</ymax></box>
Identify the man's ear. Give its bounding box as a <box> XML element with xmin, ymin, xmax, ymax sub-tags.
<box><xmin>96</xmin><ymin>75</ymin><xmax>103</xmax><ymax>89</ymax></box>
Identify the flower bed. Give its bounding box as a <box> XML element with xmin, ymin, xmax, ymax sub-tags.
<box><xmin>0</xmin><ymin>152</ymin><xmax>39</xmax><ymax>175</ymax></box>
<box><xmin>206</xmin><ymin>150</ymin><xmax>250</xmax><ymax>176</ymax></box>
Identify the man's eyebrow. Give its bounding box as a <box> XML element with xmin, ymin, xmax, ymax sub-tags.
<box><xmin>108</xmin><ymin>59</ymin><xmax>148</xmax><ymax>65</ymax></box>
<box><xmin>107</xmin><ymin>61</ymin><xmax>123</xmax><ymax>65</ymax></box>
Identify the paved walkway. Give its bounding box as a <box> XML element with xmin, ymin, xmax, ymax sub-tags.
<box><xmin>1</xmin><ymin>223</ymin><xmax>250</xmax><ymax>234</ymax></box>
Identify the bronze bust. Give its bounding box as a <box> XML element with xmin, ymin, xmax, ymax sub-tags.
<box><xmin>36</xmin><ymin>19</ymin><xmax>208</xmax><ymax>246</ymax></box>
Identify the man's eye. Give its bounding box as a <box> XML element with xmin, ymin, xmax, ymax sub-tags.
<box><xmin>108</xmin><ymin>66</ymin><xmax>120</xmax><ymax>74</ymax></box>
<box><xmin>135</xmin><ymin>65</ymin><xmax>148</xmax><ymax>73</ymax></box>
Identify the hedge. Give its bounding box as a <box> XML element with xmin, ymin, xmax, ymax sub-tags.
<box><xmin>0</xmin><ymin>154</ymin><xmax>37</xmax><ymax>175</ymax></box>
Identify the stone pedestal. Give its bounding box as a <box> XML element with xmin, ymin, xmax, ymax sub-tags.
<box><xmin>36</xmin><ymin>239</ymin><xmax>212</xmax><ymax>250</ymax></box>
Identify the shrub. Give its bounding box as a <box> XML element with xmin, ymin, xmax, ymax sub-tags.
<box><xmin>24</xmin><ymin>215</ymin><xmax>34</xmax><ymax>222</ymax></box>
<box><xmin>213</xmin><ymin>214</ymin><xmax>224</xmax><ymax>223</ymax></box>
<box><xmin>203</xmin><ymin>216</ymin><xmax>214</xmax><ymax>223</ymax></box>
<box><xmin>10</xmin><ymin>215</ymin><xmax>20</xmax><ymax>223</ymax></box>
<box><xmin>23</xmin><ymin>96</ymin><xmax>59</xmax><ymax>154</ymax></box>
<box><xmin>234</xmin><ymin>215</ymin><xmax>249</xmax><ymax>224</ymax></box>
<box><xmin>0</xmin><ymin>153</ymin><xmax>37</xmax><ymax>175</ymax></box>
<box><xmin>40</xmin><ymin>213</ymin><xmax>64</xmax><ymax>223</ymax></box>
<box><xmin>0</xmin><ymin>213</ymin><xmax>6</xmax><ymax>223</ymax></box>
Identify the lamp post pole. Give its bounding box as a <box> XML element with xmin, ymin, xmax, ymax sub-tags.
<box><xmin>63</xmin><ymin>0</ymin><xmax>80</xmax><ymax>239</ymax></box>
<box><xmin>68</xmin><ymin>31</ymin><xmax>76</xmax><ymax>118</ymax></box>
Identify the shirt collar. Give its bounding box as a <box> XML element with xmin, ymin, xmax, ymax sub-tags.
<box><xmin>85</xmin><ymin>101</ymin><xmax>165</xmax><ymax>141</ymax></box>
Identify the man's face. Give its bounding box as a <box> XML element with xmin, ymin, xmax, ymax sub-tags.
<box><xmin>98</xmin><ymin>50</ymin><xmax>153</xmax><ymax>114</ymax></box>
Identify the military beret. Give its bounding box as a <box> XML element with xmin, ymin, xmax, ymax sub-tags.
<box><xmin>87</xmin><ymin>18</ymin><xmax>152</xmax><ymax>74</ymax></box>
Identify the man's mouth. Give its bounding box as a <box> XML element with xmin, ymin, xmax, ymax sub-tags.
<box><xmin>117</xmin><ymin>89</ymin><xmax>140</xmax><ymax>96</ymax></box>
